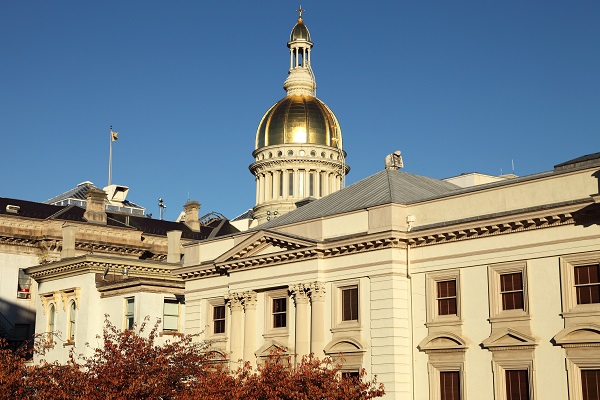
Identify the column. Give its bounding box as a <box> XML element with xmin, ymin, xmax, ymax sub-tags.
<box><xmin>309</xmin><ymin>282</ymin><xmax>327</xmax><ymax>357</ymax></box>
<box><xmin>283</xmin><ymin>170</ymin><xmax>289</xmax><ymax>199</ymax></box>
<box><xmin>226</xmin><ymin>292</ymin><xmax>244</xmax><ymax>364</ymax></box>
<box><xmin>255</xmin><ymin>177</ymin><xmax>260</xmax><ymax>204</ymax></box>
<box><xmin>243</xmin><ymin>291</ymin><xmax>258</xmax><ymax>365</ymax></box>
<box><xmin>293</xmin><ymin>169</ymin><xmax>299</xmax><ymax>198</ymax></box>
<box><xmin>290</xmin><ymin>284</ymin><xmax>311</xmax><ymax>362</ymax></box>
<box><xmin>290</xmin><ymin>48</ymin><xmax>293</xmax><ymax>69</ymax></box>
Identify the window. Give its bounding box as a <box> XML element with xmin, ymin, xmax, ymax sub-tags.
<box><xmin>309</xmin><ymin>172</ymin><xmax>315</xmax><ymax>197</ymax></box>
<box><xmin>68</xmin><ymin>301</ymin><xmax>76</xmax><ymax>341</ymax></box>
<box><xmin>574</xmin><ymin>264</ymin><xmax>600</xmax><ymax>305</ymax></box>
<box><xmin>278</xmin><ymin>171</ymin><xmax>283</xmax><ymax>197</ymax></box>
<box><xmin>213</xmin><ymin>305</ymin><xmax>226</xmax><ymax>335</ymax></box>
<box><xmin>427</xmin><ymin>362</ymin><xmax>465</xmax><ymax>400</ymax></box>
<box><xmin>437</xmin><ymin>280</ymin><xmax>457</xmax><ymax>316</ymax></box>
<box><xmin>288</xmin><ymin>171</ymin><xmax>294</xmax><ymax>196</ymax></box>
<box><xmin>505</xmin><ymin>370</ymin><xmax>530</xmax><ymax>400</ymax></box>
<box><xmin>488</xmin><ymin>262</ymin><xmax>529</xmax><ymax>321</ymax></box>
<box><xmin>163</xmin><ymin>299</ymin><xmax>179</xmax><ymax>332</ymax></box>
<box><xmin>273</xmin><ymin>297</ymin><xmax>287</xmax><ymax>328</ymax></box>
<box><xmin>426</xmin><ymin>269</ymin><xmax>461</xmax><ymax>327</ymax></box>
<box><xmin>125</xmin><ymin>297</ymin><xmax>135</xmax><ymax>330</ymax></box>
<box><xmin>48</xmin><ymin>304</ymin><xmax>56</xmax><ymax>333</ymax></box>
<box><xmin>501</xmin><ymin>273</ymin><xmax>524</xmax><ymax>310</ymax></box>
<box><xmin>17</xmin><ymin>269</ymin><xmax>31</xmax><ymax>299</ymax></box>
<box><xmin>440</xmin><ymin>371</ymin><xmax>461</xmax><ymax>400</ymax></box>
<box><xmin>299</xmin><ymin>171</ymin><xmax>305</xmax><ymax>197</ymax></box>
<box><xmin>492</xmin><ymin>360</ymin><xmax>534</xmax><ymax>400</ymax></box>
<box><xmin>560</xmin><ymin>253</ymin><xmax>600</xmax><ymax>316</ymax></box>
<box><xmin>581</xmin><ymin>370</ymin><xmax>600</xmax><ymax>400</ymax></box>
<box><xmin>342</xmin><ymin>287</ymin><xmax>358</xmax><ymax>322</ymax></box>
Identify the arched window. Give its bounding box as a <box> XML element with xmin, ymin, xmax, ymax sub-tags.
<box><xmin>48</xmin><ymin>304</ymin><xmax>55</xmax><ymax>333</ymax></box>
<box><xmin>68</xmin><ymin>301</ymin><xmax>76</xmax><ymax>341</ymax></box>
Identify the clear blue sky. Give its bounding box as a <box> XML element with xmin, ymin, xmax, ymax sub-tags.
<box><xmin>1</xmin><ymin>1</ymin><xmax>599</xmax><ymax>220</ymax></box>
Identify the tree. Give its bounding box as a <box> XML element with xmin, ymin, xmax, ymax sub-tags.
<box><xmin>0</xmin><ymin>318</ymin><xmax>384</xmax><ymax>399</ymax></box>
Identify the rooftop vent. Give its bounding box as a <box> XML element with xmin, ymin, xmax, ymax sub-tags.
<box><xmin>6</xmin><ymin>205</ymin><xmax>20</xmax><ymax>214</ymax></box>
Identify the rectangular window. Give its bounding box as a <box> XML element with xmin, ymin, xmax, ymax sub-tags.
<box><xmin>213</xmin><ymin>305</ymin><xmax>226</xmax><ymax>335</ymax></box>
<box><xmin>582</xmin><ymin>369</ymin><xmax>600</xmax><ymax>400</ymax></box>
<box><xmin>125</xmin><ymin>298</ymin><xmax>135</xmax><ymax>330</ymax></box>
<box><xmin>288</xmin><ymin>171</ymin><xmax>294</xmax><ymax>196</ymax></box>
<box><xmin>299</xmin><ymin>171</ymin><xmax>305</xmax><ymax>197</ymax></box>
<box><xmin>309</xmin><ymin>172</ymin><xmax>315</xmax><ymax>197</ymax></box>
<box><xmin>505</xmin><ymin>370</ymin><xmax>530</xmax><ymax>400</ymax></box>
<box><xmin>501</xmin><ymin>272</ymin><xmax>524</xmax><ymax>310</ymax></box>
<box><xmin>440</xmin><ymin>371</ymin><xmax>461</xmax><ymax>400</ymax></box>
<box><xmin>17</xmin><ymin>269</ymin><xmax>31</xmax><ymax>299</ymax></box>
<box><xmin>342</xmin><ymin>287</ymin><xmax>358</xmax><ymax>321</ymax></box>
<box><xmin>163</xmin><ymin>299</ymin><xmax>179</xmax><ymax>332</ymax></box>
<box><xmin>437</xmin><ymin>280</ymin><xmax>457</xmax><ymax>316</ymax></box>
<box><xmin>279</xmin><ymin>171</ymin><xmax>283</xmax><ymax>197</ymax></box>
<box><xmin>574</xmin><ymin>264</ymin><xmax>600</xmax><ymax>305</ymax></box>
<box><xmin>273</xmin><ymin>297</ymin><xmax>287</xmax><ymax>328</ymax></box>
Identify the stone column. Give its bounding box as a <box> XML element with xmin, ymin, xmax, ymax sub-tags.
<box><xmin>226</xmin><ymin>292</ymin><xmax>244</xmax><ymax>364</ymax></box>
<box><xmin>166</xmin><ymin>230</ymin><xmax>182</xmax><ymax>263</ymax></box>
<box><xmin>309</xmin><ymin>282</ymin><xmax>327</xmax><ymax>357</ymax></box>
<box><xmin>290</xmin><ymin>284</ymin><xmax>311</xmax><ymax>362</ymax></box>
<box><xmin>61</xmin><ymin>224</ymin><xmax>77</xmax><ymax>259</ymax></box>
<box><xmin>243</xmin><ymin>291</ymin><xmax>258</xmax><ymax>365</ymax></box>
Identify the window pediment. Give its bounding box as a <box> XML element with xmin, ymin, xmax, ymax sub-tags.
<box><xmin>554</xmin><ymin>323</ymin><xmax>600</xmax><ymax>347</ymax></box>
<box><xmin>418</xmin><ymin>332</ymin><xmax>468</xmax><ymax>353</ymax></box>
<box><xmin>482</xmin><ymin>328</ymin><xmax>537</xmax><ymax>350</ymax></box>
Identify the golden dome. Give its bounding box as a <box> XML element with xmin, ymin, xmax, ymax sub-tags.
<box><xmin>290</xmin><ymin>18</ymin><xmax>311</xmax><ymax>43</ymax></box>
<box><xmin>255</xmin><ymin>95</ymin><xmax>342</xmax><ymax>150</ymax></box>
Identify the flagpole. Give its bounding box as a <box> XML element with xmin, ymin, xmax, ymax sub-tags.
<box><xmin>108</xmin><ymin>125</ymin><xmax>113</xmax><ymax>186</ymax></box>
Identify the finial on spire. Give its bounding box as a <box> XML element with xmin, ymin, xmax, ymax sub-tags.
<box><xmin>296</xmin><ymin>5</ymin><xmax>304</xmax><ymax>21</ymax></box>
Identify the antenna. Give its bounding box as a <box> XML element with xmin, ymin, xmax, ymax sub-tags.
<box><xmin>158</xmin><ymin>198</ymin><xmax>167</xmax><ymax>220</ymax></box>
<box><xmin>512</xmin><ymin>159</ymin><xmax>515</xmax><ymax>174</ymax></box>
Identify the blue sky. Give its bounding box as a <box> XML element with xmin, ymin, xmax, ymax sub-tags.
<box><xmin>1</xmin><ymin>1</ymin><xmax>599</xmax><ymax>220</ymax></box>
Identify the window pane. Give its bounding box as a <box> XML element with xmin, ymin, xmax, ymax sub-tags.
<box><xmin>506</xmin><ymin>370</ymin><xmax>530</xmax><ymax>400</ymax></box>
<box><xmin>342</xmin><ymin>287</ymin><xmax>358</xmax><ymax>321</ymax></box>
<box><xmin>213</xmin><ymin>305</ymin><xmax>226</xmax><ymax>334</ymax></box>
<box><xmin>501</xmin><ymin>273</ymin><xmax>523</xmax><ymax>292</ymax></box>
<box><xmin>440</xmin><ymin>371</ymin><xmax>460</xmax><ymax>400</ymax></box>
<box><xmin>582</xmin><ymin>370</ymin><xmax>600</xmax><ymax>400</ymax></box>
<box><xmin>575</xmin><ymin>265</ymin><xmax>599</xmax><ymax>285</ymax></box>
<box><xmin>163</xmin><ymin>315</ymin><xmax>178</xmax><ymax>331</ymax></box>
<box><xmin>164</xmin><ymin>301</ymin><xmax>178</xmax><ymax>315</ymax></box>
<box><xmin>273</xmin><ymin>298</ymin><xmax>287</xmax><ymax>328</ymax></box>
<box><xmin>438</xmin><ymin>280</ymin><xmax>456</xmax><ymax>298</ymax></box>
<box><xmin>438</xmin><ymin>298</ymin><xmax>457</xmax><ymax>315</ymax></box>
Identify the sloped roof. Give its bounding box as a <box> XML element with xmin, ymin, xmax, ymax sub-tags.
<box><xmin>256</xmin><ymin>169</ymin><xmax>460</xmax><ymax>229</ymax></box>
<box><xmin>44</xmin><ymin>182</ymin><xmax>93</xmax><ymax>204</ymax></box>
<box><xmin>0</xmin><ymin>197</ymin><xmax>238</xmax><ymax>240</ymax></box>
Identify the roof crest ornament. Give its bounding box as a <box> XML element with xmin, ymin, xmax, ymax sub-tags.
<box><xmin>296</xmin><ymin>5</ymin><xmax>304</xmax><ymax>22</ymax></box>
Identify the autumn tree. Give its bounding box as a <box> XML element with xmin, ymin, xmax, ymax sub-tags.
<box><xmin>0</xmin><ymin>318</ymin><xmax>384</xmax><ymax>399</ymax></box>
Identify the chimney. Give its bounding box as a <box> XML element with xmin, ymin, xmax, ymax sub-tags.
<box><xmin>167</xmin><ymin>230</ymin><xmax>182</xmax><ymax>263</ymax></box>
<box><xmin>183</xmin><ymin>200</ymin><xmax>201</xmax><ymax>231</ymax></box>
<box><xmin>84</xmin><ymin>188</ymin><xmax>107</xmax><ymax>225</ymax></box>
<box><xmin>61</xmin><ymin>224</ymin><xmax>77</xmax><ymax>258</ymax></box>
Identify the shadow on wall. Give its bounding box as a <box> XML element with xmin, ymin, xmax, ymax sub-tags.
<box><xmin>0</xmin><ymin>297</ymin><xmax>36</xmax><ymax>349</ymax></box>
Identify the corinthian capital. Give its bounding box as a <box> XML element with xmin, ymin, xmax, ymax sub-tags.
<box><xmin>308</xmin><ymin>281</ymin><xmax>326</xmax><ymax>302</ymax></box>
<box><xmin>289</xmin><ymin>283</ymin><xmax>311</xmax><ymax>305</ymax></box>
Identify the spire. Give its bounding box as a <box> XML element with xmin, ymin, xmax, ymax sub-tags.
<box><xmin>284</xmin><ymin>8</ymin><xmax>316</xmax><ymax>96</ymax></box>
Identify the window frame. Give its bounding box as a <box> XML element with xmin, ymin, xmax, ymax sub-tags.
<box><xmin>426</xmin><ymin>269</ymin><xmax>462</xmax><ymax>327</ymax></box>
<box><xmin>561</xmin><ymin>253</ymin><xmax>600</xmax><ymax>317</ymax></box>
<box><xmin>162</xmin><ymin>298</ymin><xmax>180</xmax><ymax>332</ymax></box>
<box><xmin>427</xmin><ymin>361</ymin><xmax>465</xmax><ymax>400</ymax></box>
<box><xmin>566</xmin><ymin>357</ymin><xmax>600</xmax><ymax>400</ymax></box>
<box><xmin>124</xmin><ymin>297</ymin><xmax>135</xmax><ymax>330</ymax></box>
<box><xmin>207</xmin><ymin>298</ymin><xmax>227</xmax><ymax>338</ymax></box>
<box><xmin>67</xmin><ymin>300</ymin><xmax>76</xmax><ymax>342</ymax></box>
<box><xmin>488</xmin><ymin>261</ymin><xmax>530</xmax><ymax>322</ymax></box>
<box><xmin>492</xmin><ymin>359</ymin><xmax>535</xmax><ymax>400</ymax></box>
<box><xmin>332</xmin><ymin>280</ymin><xmax>361</xmax><ymax>332</ymax></box>
<box><xmin>264</xmin><ymin>289</ymin><xmax>289</xmax><ymax>336</ymax></box>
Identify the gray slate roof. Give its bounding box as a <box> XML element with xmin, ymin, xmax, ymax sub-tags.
<box><xmin>256</xmin><ymin>169</ymin><xmax>460</xmax><ymax>229</ymax></box>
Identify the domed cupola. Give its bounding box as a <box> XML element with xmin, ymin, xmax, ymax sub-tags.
<box><xmin>250</xmin><ymin>7</ymin><xmax>349</xmax><ymax>225</ymax></box>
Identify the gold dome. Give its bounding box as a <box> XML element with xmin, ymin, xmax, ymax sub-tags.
<box><xmin>290</xmin><ymin>18</ymin><xmax>311</xmax><ymax>43</ymax></box>
<box><xmin>255</xmin><ymin>95</ymin><xmax>342</xmax><ymax>150</ymax></box>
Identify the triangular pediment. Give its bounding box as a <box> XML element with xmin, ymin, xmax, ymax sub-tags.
<box><xmin>482</xmin><ymin>328</ymin><xmax>537</xmax><ymax>350</ymax></box>
<box><xmin>214</xmin><ymin>230</ymin><xmax>317</xmax><ymax>265</ymax></box>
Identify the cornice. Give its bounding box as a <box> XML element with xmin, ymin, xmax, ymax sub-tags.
<box><xmin>249</xmin><ymin>158</ymin><xmax>345</xmax><ymax>172</ymax></box>
<box><xmin>26</xmin><ymin>255</ymin><xmax>180</xmax><ymax>282</ymax></box>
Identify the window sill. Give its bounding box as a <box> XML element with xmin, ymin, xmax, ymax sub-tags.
<box><xmin>159</xmin><ymin>330</ymin><xmax>180</xmax><ymax>337</ymax></box>
<box><xmin>561</xmin><ymin>305</ymin><xmax>600</xmax><ymax>318</ymax></box>
<box><xmin>426</xmin><ymin>316</ymin><xmax>462</xmax><ymax>328</ymax></box>
<box><xmin>63</xmin><ymin>340</ymin><xmax>75</xmax><ymax>347</ymax></box>
<box><xmin>263</xmin><ymin>329</ymin><xmax>289</xmax><ymax>339</ymax></box>
<box><xmin>331</xmin><ymin>322</ymin><xmax>361</xmax><ymax>333</ymax></box>
<box><xmin>489</xmin><ymin>311</ymin><xmax>530</xmax><ymax>323</ymax></box>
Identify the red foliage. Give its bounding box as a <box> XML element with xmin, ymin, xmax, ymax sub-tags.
<box><xmin>0</xmin><ymin>317</ymin><xmax>384</xmax><ymax>399</ymax></box>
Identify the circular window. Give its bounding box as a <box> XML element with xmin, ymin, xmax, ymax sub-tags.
<box><xmin>287</xmin><ymin>150</ymin><xmax>294</xmax><ymax>156</ymax></box>
<box><xmin>277</xmin><ymin>151</ymin><xmax>283</xmax><ymax>157</ymax></box>
<box><xmin>321</xmin><ymin>152</ymin><xmax>326</xmax><ymax>158</ymax></box>
<box><xmin>329</xmin><ymin>154</ymin><xmax>334</xmax><ymax>159</ymax></box>
<box><xmin>268</xmin><ymin>152</ymin><xmax>272</xmax><ymax>158</ymax></box>
<box><xmin>299</xmin><ymin>150</ymin><xmax>306</xmax><ymax>156</ymax></box>
<box><xmin>310</xmin><ymin>150</ymin><xmax>316</xmax><ymax>157</ymax></box>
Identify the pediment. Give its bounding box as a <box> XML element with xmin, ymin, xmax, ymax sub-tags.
<box><xmin>255</xmin><ymin>339</ymin><xmax>289</xmax><ymax>357</ymax></box>
<box><xmin>482</xmin><ymin>328</ymin><xmax>537</xmax><ymax>350</ymax></box>
<box><xmin>214</xmin><ymin>230</ymin><xmax>317</xmax><ymax>265</ymax></box>
<box><xmin>418</xmin><ymin>332</ymin><xmax>468</xmax><ymax>353</ymax></box>
<box><xmin>324</xmin><ymin>337</ymin><xmax>367</xmax><ymax>355</ymax></box>
<box><xmin>554</xmin><ymin>324</ymin><xmax>600</xmax><ymax>347</ymax></box>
